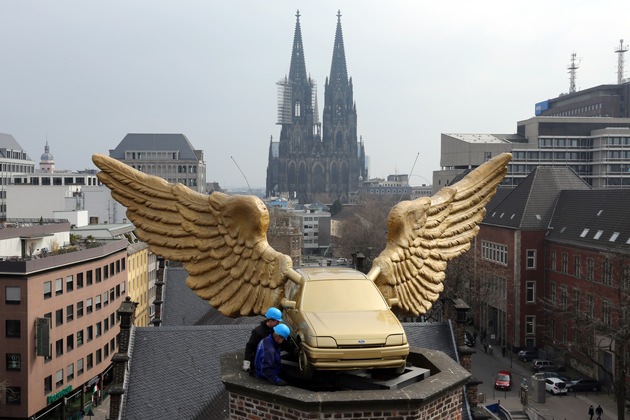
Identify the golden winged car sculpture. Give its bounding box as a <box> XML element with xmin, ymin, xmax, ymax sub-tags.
<box><xmin>92</xmin><ymin>153</ymin><xmax>511</xmax><ymax>318</ymax></box>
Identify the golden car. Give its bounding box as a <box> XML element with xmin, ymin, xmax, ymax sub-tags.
<box><xmin>282</xmin><ymin>267</ymin><xmax>409</xmax><ymax>378</ymax></box>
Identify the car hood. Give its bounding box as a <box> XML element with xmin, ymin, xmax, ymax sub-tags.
<box><xmin>303</xmin><ymin>310</ymin><xmax>405</xmax><ymax>345</ymax></box>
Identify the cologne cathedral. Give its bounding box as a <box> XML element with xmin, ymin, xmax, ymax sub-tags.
<box><xmin>266</xmin><ymin>11</ymin><xmax>367</xmax><ymax>204</ymax></box>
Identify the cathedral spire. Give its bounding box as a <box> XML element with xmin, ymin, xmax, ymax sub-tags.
<box><xmin>329</xmin><ymin>10</ymin><xmax>348</xmax><ymax>86</ymax></box>
<box><xmin>288</xmin><ymin>10</ymin><xmax>308</xmax><ymax>82</ymax></box>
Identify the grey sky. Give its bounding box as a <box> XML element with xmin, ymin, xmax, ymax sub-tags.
<box><xmin>1</xmin><ymin>1</ymin><xmax>629</xmax><ymax>189</ymax></box>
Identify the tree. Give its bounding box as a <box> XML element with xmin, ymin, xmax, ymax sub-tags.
<box><xmin>333</xmin><ymin>194</ymin><xmax>396</xmax><ymax>271</ymax></box>
<box><xmin>541</xmin><ymin>252</ymin><xmax>630</xmax><ymax>420</ymax></box>
<box><xmin>329</xmin><ymin>199</ymin><xmax>342</xmax><ymax>217</ymax></box>
<box><xmin>0</xmin><ymin>376</ymin><xmax>8</xmax><ymax>406</ymax></box>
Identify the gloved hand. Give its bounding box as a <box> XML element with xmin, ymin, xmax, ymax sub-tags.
<box><xmin>276</xmin><ymin>379</ymin><xmax>288</xmax><ymax>386</ymax></box>
<box><xmin>242</xmin><ymin>360</ymin><xmax>250</xmax><ymax>372</ymax></box>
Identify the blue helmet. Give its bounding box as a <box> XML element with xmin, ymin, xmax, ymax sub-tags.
<box><xmin>265</xmin><ymin>307</ymin><xmax>283</xmax><ymax>322</ymax></box>
<box><xmin>273</xmin><ymin>323</ymin><xmax>291</xmax><ymax>340</ymax></box>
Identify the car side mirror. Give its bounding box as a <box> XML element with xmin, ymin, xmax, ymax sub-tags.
<box><xmin>281</xmin><ymin>298</ymin><xmax>296</xmax><ymax>309</ymax></box>
<box><xmin>387</xmin><ymin>298</ymin><xmax>399</xmax><ymax>308</ymax></box>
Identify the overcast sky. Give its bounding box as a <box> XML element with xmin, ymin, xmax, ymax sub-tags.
<box><xmin>1</xmin><ymin>1</ymin><xmax>629</xmax><ymax>189</ymax></box>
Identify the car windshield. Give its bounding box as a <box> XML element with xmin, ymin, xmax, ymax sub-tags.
<box><xmin>497</xmin><ymin>373</ymin><xmax>510</xmax><ymax>381</ymax></box>
<box><xmin>301</xmin><ymin>280</ymin><xmax>388</xmax><ymax>312</ymax></box>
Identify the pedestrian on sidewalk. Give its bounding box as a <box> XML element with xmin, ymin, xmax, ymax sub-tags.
<box><xmin>588</xmin><ymin>405</ymin><xmax>594</xmax><ymax>419</ymax></box>
<box><xmin>502</xmin><ymin>345</ymin><xmax>506</xmax><ymax>358</ymax></box>
<box><xmin>483</xmin><ymin>343</ymin><xmax>488</xmax><ymax>354</ymax></box>
<box><xmin>595</xmin><ymin>404</ymin><xmax>603</xmax><ymax>420</ymax></box>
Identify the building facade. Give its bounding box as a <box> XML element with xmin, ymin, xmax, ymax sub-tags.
<box><xmin>0</xmin><ymin>133</ymin><xmax>36</xmax><ymax>220</ymax></box>
<box><xmin>108</xmin><ymin>133</ymin><xmax>206</xmax><ymax>194</ymax></box>
<box><xmin>266</xmin><ymin>11</ymin><xmax>367</xmax><ymax>204</ymax></box>
<box><xmin>0</xmin><ymin>220</ymin><xmax>128</xmax><ymax>419</ymax></box>
<box><xmin>535</xmin><ymin>82</ymin><xmax>630</xmax><ymax>118</ymax></box>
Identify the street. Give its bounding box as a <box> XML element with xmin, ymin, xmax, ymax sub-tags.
<box><xmin>471</xmin><ymin>343</ymin><xmax>618</xmax><ymax>419</ymax></box>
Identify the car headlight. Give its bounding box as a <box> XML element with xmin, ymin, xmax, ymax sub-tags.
<box><xmin>386</xmin><ymin>334</ymin><xmax>406</xmax><ymax>346</ymax></box>
<box><xmin>316</xmin><ymin>336</ymin><xmax>337</xmax><ymax>348</ymax></box>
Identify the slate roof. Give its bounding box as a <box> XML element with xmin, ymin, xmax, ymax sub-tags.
<box><xmin>121</xmin><ymin>322</ymin><xmax>460</xmax><ymax>420</ymax></box>
<box><xmin>109</xmin><ymin>133</ymin><xmax>200</xmax><ymax>160</ymax></box>
<box><xmin>547</xmin><ymin>189</ymin><xmax>630</xmax><ymax>253</ymax></box>
<box><xmin>483</xmin><ymin>166</ymin><xmax>590</xmax><ymax>230</ymax></box>
<box><xmin>161</xmin><ymin>267</ymin><xmax>215</xmax><ymax>326</ymax></box>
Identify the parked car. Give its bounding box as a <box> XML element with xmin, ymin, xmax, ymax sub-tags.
<box><xmin>567</xmin><ymin>378</ymin><xmax>601</xmax><ymax>392</ymax></box>
<box><xmin>517</xmin><ymin>349</ymin><xmax>538</xmax><ymax>362</ymax></box>
<box><xmin>282</xmin><ymin>267</ymin><xmax>409</xmax><ymax>378</ymax></box>
<box><xmin>464</xmin><ymin>331</ymin><xmax>476</xmax><ymax>347</ymax></box>
<box><xmin>544</xmin><ymin>377</ymin><xmax>568</xmax><ymax>395</ymax></box>
<box><xmin>495</xmin><ymin>370</ymin><xmax>512</xmax><ymax>391</ymax></box>
<box><xmin>533</xmin><ymin>371</ymin><xmax>570</xmax><ymax>382</ymax></box>
<box><xmin>532</xmin><ymin>359</ymin><xmax>561</xmax><ymax>372</ymax></box>
<box><xmin>336</xmin><ymin>257</ymin><xmax>349</xmax><ymax>265</ymax></box>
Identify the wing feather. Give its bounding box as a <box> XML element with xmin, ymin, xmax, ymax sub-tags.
<box><xmin>371</xmin><ymin>153</ymin><xmax>511</xmax><ymax>316</ymax></box>
<box><xmin>92</xmin><ymin>153</ymin><xmax>292</xmax><ymax>317</ymax></box>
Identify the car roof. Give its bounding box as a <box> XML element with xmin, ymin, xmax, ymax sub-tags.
<box><xmin>296</xmin><ymin>267</ymin><xmax>370</xmax><ymax>281</ymax></box>
<box><xmin>498</xmin><ymin>370</ymin><xmax>511</xmax><ymax>375</ymax></box>
<box><xmin>547</xmin><ymin>377</ymin><xmax>564</xmax><ymax>383</ymax></box>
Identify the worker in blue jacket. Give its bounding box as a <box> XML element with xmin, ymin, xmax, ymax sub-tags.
<box><xmin>254</xmin><ymin>323</ymin><xmax>291</xmax><ymax>386</ymax></box>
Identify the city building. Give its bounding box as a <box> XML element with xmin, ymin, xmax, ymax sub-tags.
<box><xmin>289</xmin><ymin>202</ymin><xmax>331</xmax><ymax>257</ymax></box>
<box><xmin>266</xmin><ymin>11</ymin><xmax>367</xmax><ymax>204</ymax></box>
<box><xmin>0</xmin><ymin>219</ymin><xmax>128</xmax><ymax>419</ymax></box>
<box><xmin>358</xmin><ymin>174</ymin><xmax>432</xmax><ymax>201</ymax></box>
<box><xmin>0</xmin><ymin>133</ymin><xmax>37</xmax><ymax>219</ymax></box>
<box><xmin>108</xmin><ymin>133</ymin><xmax>207</xmax><ymax>194</ymax></box>
<box><xmin>435</xmin><ymin>116</ymin><xmax>630</xmax><ymax>190</ymax></box>
<box><xmin>535</xmin><ymin>82</ymin><xmax>630</xmax><ymax>118</ymax></box>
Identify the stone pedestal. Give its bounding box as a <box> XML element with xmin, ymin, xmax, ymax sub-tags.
<box><xmin>221</xmin><ymin>347</ymin><xmax>471</xmax><ymax>420</ymax></box>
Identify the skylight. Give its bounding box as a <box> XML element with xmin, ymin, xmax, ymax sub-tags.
<box><xmin>610</xmin><ymin>232</ymin><xmax>620</xmax><ymax>242</ymax></box>
<box><xmin>561</xmin><ymin>227</ymin><xmax>566</xmax><ymax>233</ymax></box>
<box><xmin>580</xmin><ymin>228</ymin><xmax>589</xmax><ymax>237</ymax></box>
<box><xmin>593</xmin><ymin>230</ymin><xmax>603</xmax><ymax>240</ymax></box>
<box><xmin>597</xmin><ymin>210</ymin><xmax>603</xmax><ymax>216</ymax></box>
<box><xmin>535</xmin><ymin>215</ymin><xmax>541</xmax><ymax>220</ymax></box>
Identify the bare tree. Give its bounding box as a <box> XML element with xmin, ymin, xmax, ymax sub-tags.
<box><xmin>542</xmin><ymin>252</ymin><xmax>630</xmax><ymax>419</ymax></box>
<box><xmin>0</xmin><ymin>377</ymin><xmax>8</xmax><ymax>406</ymax></box>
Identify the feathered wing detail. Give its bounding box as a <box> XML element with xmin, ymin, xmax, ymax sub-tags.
<box><xmin>92</xmin><ymin>153</ymin><xmax>293</xmax><ymax>317</ymax></box>
<box><xmin>370</xmin><ymin>153</ymin><xmax>512</xmax><ymax>316</ymax></box>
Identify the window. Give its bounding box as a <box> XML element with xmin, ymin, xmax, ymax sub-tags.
<box><xmin>55</xmin><ymin>309</ymin><xmax>63</xmax><ymax>327</ymax></box>
<box><xmin>87</xmin><ymin>326</ymin><xmax>93</xmax><ymax>342</ymax></box>
<box><xmin>573</xmin><ymin>289</ymin><xmax>581</xmax><ymax>313</ymax></box>
<box><xmin>87</xmin><ymin>353</ymin><xmax>93</xmax><ymax>370</ymax></box>
<box><xmin>121</xmin><ymin>281</ymin><xmax>126</xmax><ymax>294</ymax></box>
<box><xmin>526</xmin><ymin>281</ymin><xmax>536</xmax><ymax>303</ymax></box>
<box><xmin>550</xmin><ymin>282</ymin><xmax>557</xmax><ymax>305</ymax></box>
<box><xmin>96</xmin><ymin>322</ymin><xmax>102</xmax><ymax>337</ymax></box>
<box><xmin>104</xmin><ymin>317</ymin><xmax>109</xmax><ymax>332</ymax></box>
<box><xmin>66</xmin><ymin>334</ymin><xmax>74</xmax><ymax>352</ymax></box>
<box><xmin>103</xmin><ymin>291</ymin><xmax>109</xmax><ymax>307</ymax></box>
<box><xmin>116</xmin><ymin>260</ymin><xmax>121</xmax><ymax>273</ymax></box>
<box><xmin>86</xmin><ymin>270</ymin><xmax>93</xmax><ymax>286</ymax></box>
<box><xmin>104</xmin><ymin>344</ymin><xmax>109</xmax><ymax>358</ymax></box>
<box><xmin>587</xmin><ymin>294</ymin><xmax>595</xmax><ymax>317</ymax></box>
<box><xmin>110</xmin><ymin>288</ymin><xmax>115</xmax><ymax>303</ymax></box>
<box><xmin>602</xmin><ymin>300</ymin><xmax>612</xmax><ymax>326</ymax></box>
<box><xmin>95</xmin><ymin>268</ymin><xmax>101</xmax><ymax>282</ymax></box>
<box><xmin>624</xmin><ymin>265</ymin><xmax>630</xmax><ymax>290</ymax></box>
<box><xmin>77</xmin><ymin>358</ymin><xmax>84</xmax><ymax>376</ymax></box>
<box><xmin>96</xmin><ymin>349</ymin><xmax>102</xmax><ymax>364</ymax></box>
<box><xmin>86</xmin><ymin>298</ymin><xmax>93</xmax><ymax>314</ymax></box>
<box><xmin>66</xmin><ymin>275</ymin><xmax>73</xmax><ymax>292</ymax></box>
<box><xmin>6</xmin><ymin>353</ymin><xmax>21</xmax><ymax>371</ymax></box>
<box><xmin>602</xmin><ymin>259</ymin><xmax>612</xmax><ymax>286</ymax></box>
<box><xmin>77</xmin><ymin>301</ymin><xmax>83</xmax><ymax>318</ymax></box>
<box><xmin>45</xmin><ymin>376</ymin><xmax>52</xmax><ymax>394</ymax></box>
<box><xmin>55</xmin><ymin>278</ymin><xmax>63</xmax><ymax>295</ymax></box>
<box><xmin>122</xmin><ymin>257</ymin><xmax>126</xmax><ymax>271</ymax></box>
<box><xmin>481</xmin><ymin>241</ymin><xmax>508</xmax><ymax>265</ymax></box>
<box><xmin>76</xmin><ymin>272</ymin><xmax>84</xmax><ymax>289</ymax></box>
<box><xmin>526</xmin><ymin>250</ymin><xmax>536</xmax><ymax>269</ymax></box>
<box><xmin>525</xmin><ymin>316</ymin><xmax>535</xmax><ymax>335</ymax></box>
<box><xmin>6</xmin><ymin>320</ymin><xmax>20</xmax><ymax>338</ymax></box>
<box><xmin>116</xmin><ymin>284</ymin><xmax>121</xmax><ymax>297</ymax></box>
<box><xmin>95</xmin><ymin>295</ymin><xmax>101</xmax><ymax>310</ymax></box>
<box><xmin>561</xmin><ymin>253</ymin><xmax>568</xmax><ymax>274</ymax></box>
<box><xmin>550</xmin><ymin>251</ymin><xmax>557</xmax><ymax>271</ymax></box>
<box><xmin>67</xmin><ymin>363</ymin><xmax>74</xmax><ymax>381</ymax></box>
<box><xmin>55</xmin><ymin>339</ymin><xmax>63</xmax><ymax>356</ymax></box>
<box><xmin>66</xmin><ymin>304</ymin><xmax>74</xmax><ymax>322</ymax></box>
<box><xmin>6</xmin><ymin>387</ymin><xmax>21</xmax><ymax>405</ymax></box>
<box><xmin>5</xmin><ymin>286</ymin><xmax>20</xmax><ymax>304</ymax></box>
<box><xmin>574</xmin><ymin>255</ymin><xmax>582</xmax><ymax>278</ymax></box>
<box><xmin>587</xmin><ymin>258</ymin><xmax>595</xmax><ymax>281</ymax></box>
<box><xmin>56</xmin><ymin>369</ymin><xmax>64</xmax><ymax>388</ymax></box>
<box><xmin>77</xmin><ymin>330</ymin><xmax>83</xmax><ymax>347</ymax></box>
<box><xmin>44</xmin><ymin>281</ymin><xmax>52</xmax><ymax>299</ymax></box>
<box><xmin>560</xmin><ymin>286</ymin><xmax>568</xmax><ymax>309</ymax></box>
<box><xmin>104</xmin><ymin>265</ymin><xmax>109</xmax><ymax>279</ymax></box>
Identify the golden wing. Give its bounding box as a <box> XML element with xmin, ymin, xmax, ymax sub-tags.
<box><xmin>92</xmin><ymin>153</ymin><xmax>294</xmax><ymax>317</ymax></box>
<box><xmin>368</xmin><ymin>153</ymin><xmax>511</xmax><ymax>316</ymax></box>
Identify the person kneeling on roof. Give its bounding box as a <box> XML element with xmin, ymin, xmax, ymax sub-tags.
<box><xmin>254</xmin><ymin>323</ymin><xmax>291</xmax><ymax>386</ymax></box>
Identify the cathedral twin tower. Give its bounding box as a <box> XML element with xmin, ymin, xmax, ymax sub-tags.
<box><xmin>266</xmin><ymin>11</ymin><xmax>367</xmax><ymax>204</ymax></box>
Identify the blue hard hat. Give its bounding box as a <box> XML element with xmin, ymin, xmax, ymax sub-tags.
<box><xmin>265</xmin><ymin>307</ymin><xmax>283</xmax><ymax>322</ymax></box>
<box><xmin>273</xmin><ymin>323</ymin><xmax>290</xmax><ymax>340</ymax></box>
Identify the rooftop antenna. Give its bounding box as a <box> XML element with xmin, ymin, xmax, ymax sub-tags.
<box><xmin>230</xmin><ymin>156</ymin><xmax>252</xmax><ymax>194</ymax></box>
<box><xmin>615</xmin><ymin>39</ymin><xmax>628</xmax><ymax>84</ymax></box>
<box><xmin>568</xmin><ymin>52</ymin><xmax>580</xmax><ymax>93</ymax></box>
<box><xmin>398</xmin><ymin>152</ymin><xmax>419</xmax><ymax>203</ymax></box>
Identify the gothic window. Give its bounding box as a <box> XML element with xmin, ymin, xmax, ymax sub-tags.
<box><xmin>294</xmin><ymin>101</ymin><xmax>301</xmax><ymax>117</ymax></box>
<box><xmin>331</xmin><ymin>163</ymin><xmax>338</xmax><ymax>185</ymax></box>
<box><xmin>335</xmin><ymin>131</ymin><xmax>343</xmax><ymax>149</ymax></box>
<box><xmin>341</xmin><ymin>163</ymin><xmax>349</xmax><ymax>186</ymax></box>
<box><xmin>298</xmin><ymin>163</ymin><xmax>307</xmax><ymax>192</ymax></box>
<box><xmin>313</xmin><ymin>165</ymin><xmax>325</xmax><ymax>193</ymax></box>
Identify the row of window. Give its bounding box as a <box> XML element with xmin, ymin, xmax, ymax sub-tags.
<box><xmin>481</xmin><ymin>240</ymin><xmax>508</xmax><ymax>266</ymax></box>
<box><xmin>45</xmin><ymin>312</ymin><xmax>117</xmax><ymax>361</ymax></box>
<box><xmin>549</xmin><ymin>251</ymin><xmax>630</xmax><ymax>288</ymax></box>
<box><xmin>43</xmin><ymin>259</ymin><xmax>126</xmax><ymax>299</ymax></box>
<box><xmin>549</xmin><ymin>282</ymin><xmax>613</xmax><ymax>326</ymax></box>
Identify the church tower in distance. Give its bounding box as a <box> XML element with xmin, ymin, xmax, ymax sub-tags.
<box><xmin>266</xmin><ymin>10</ymin><xmax>367</xmax><ymax>204</ymax></box>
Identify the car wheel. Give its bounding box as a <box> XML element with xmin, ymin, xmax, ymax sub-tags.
<box><xmin>298</xmin><ymin>346</ymin><xmax>313</xmax><ymax>380</ymax></box>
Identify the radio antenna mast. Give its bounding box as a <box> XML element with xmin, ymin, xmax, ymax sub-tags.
<box><xmin>568</xmin><ymin>52</ymin><xmax>580</xmax><ymax>93</ymax></box>
<box><xmin>616</xmin><ymin>39</ymin><xmax>628</xmax><ymax>84</ymax></box>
